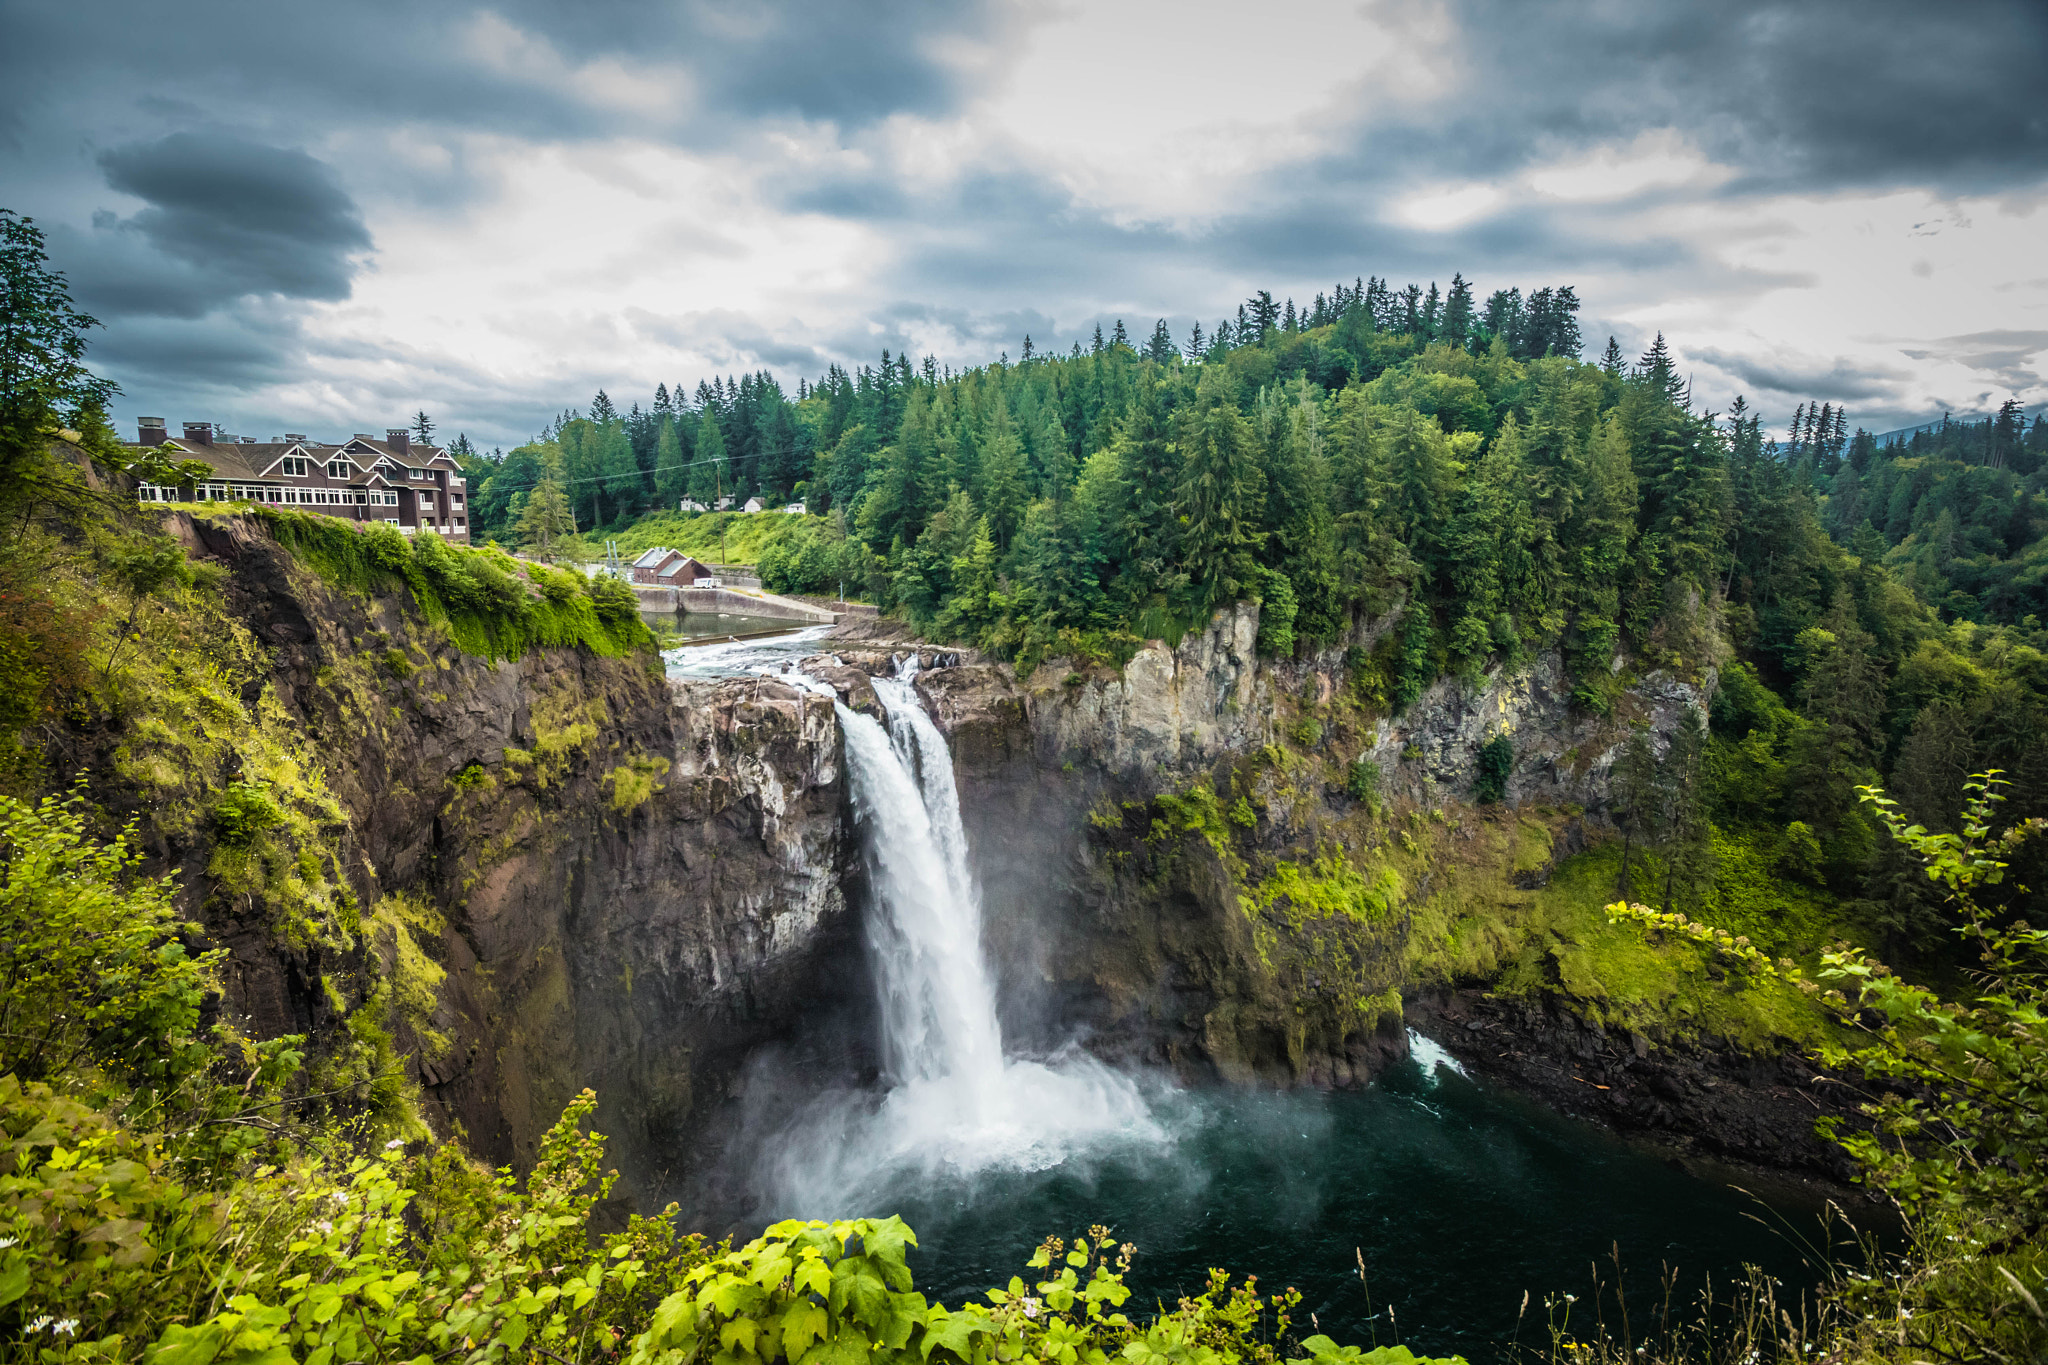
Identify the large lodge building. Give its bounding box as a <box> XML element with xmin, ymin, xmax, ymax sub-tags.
<box><xmin>129</xmin><ymin>419</ymin><xmax>471</xmax><ymax>542</ymax></box>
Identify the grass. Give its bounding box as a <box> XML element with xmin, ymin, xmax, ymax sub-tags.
<box><xmin>572</xmin><ymin>508</ymin><xmax>826</xmax><ymax>566</ymax></box>
<box><xmin>240</xmin><ymin>508</ymin><xmax>653</xmax><ymax>661</ymax></box>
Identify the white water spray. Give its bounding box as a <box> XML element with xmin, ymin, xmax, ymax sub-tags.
<box><xmin>769</xmin><ymin>658</ymin><xmax>1161</xmax><ymax>1212</ymax></box>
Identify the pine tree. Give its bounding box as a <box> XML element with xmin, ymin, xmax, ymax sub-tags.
<box><xmin>1174</xmin><ymin>369</ymin><xmax>1264</xmax><ymax>610</ymax></box>
<box><xmin>1110</xmin><ymin>318</ymin><xmax>1130</xmax><ymax>350</ymax></box>
<box><xmin>654</xmin><ymin>415</ymin><xmax>687</xmax><ymax>504</ymax></box>
<box><xmin>688</xmin><ymin>411</ymin><xmax>728</xmax><ymax>505</ymax></box>
<box><xmin>590</xmin><ymin>390</ymin><xmax>616</xmax><ymax>425</ymax></box>
<box><xmin>1185</xmin><ymin>321</ymin><xmax>1206</xmax><ymax>362</ymax></box>
<box><xmin>1145</xmin><ymin>319</ymin><xmax>1175</xmax><ymax>364</ymax></box>
<box><xmin>516</xmin><ymin>445</ymin><xmax>578</xmax><ymax>559</ymax></box>
<box><xmin>1091</xmin><ymin>322</ymin><xmax>1106</xmax><ymax>355</ymax></box>
<box><xmin>412</xmin><ymin>410</ymin><xmax>435</xmax><ymax>446</ymax></box>
<box><xmin>1442</xmin><ymin>273</ymin><xmax>1475</xmax><ymax>349</ymax></box>
<box><xmin>977</xmin><ymin>401</ymin><xmax>1027</xmax><ymax>550</ymax></box>
<box><xmin>1600</xmin><ymin>336</ymin><xmax>1625</xmax><ymax>375</ymax></box>
<box><xmin>1114</xmin><ymin>376</ymin><xmax>1184</xmax><ymax>612</ymax></box>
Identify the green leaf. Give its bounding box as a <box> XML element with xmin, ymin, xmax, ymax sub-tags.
<box><xmin>780</xmin><ymin>1300</ymin><xmax>829</xmax><ymax>1360</ymax></box>
<box><xmin>798</xmin><ymin>1322</ymin><xmax>873</xmax><ymax>1365</ymax></box>
<box><xmin>920</xmin><ymin>1310</ymin><xmax>994</xmax><ymax>1361</ymax></box>
<box><xmin>829</xmin><ymin>1257</ymin><xmax>891</xmax><ymax>1326</ymax></box>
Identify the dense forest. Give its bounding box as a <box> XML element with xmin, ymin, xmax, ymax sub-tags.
<box><xmin>466</xmin><ymin>274</ymin><xmax>2048</xmax><ymax>957</ymax></box>
<box><xmin>5</xmin><ymin>197</ymin><xmax>2048</xmax><ymax>1362</ymax></box>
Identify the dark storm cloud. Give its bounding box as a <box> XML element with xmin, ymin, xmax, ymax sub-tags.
<box><xmin>1689</xmin><ymin>347</ymin><xmax>1912</xmax><ymax>401</ymax></box>
<box><xmin>624</xmin><ymin>308</ymin><xmax>837</xmax><ymax>376</ymax></box>
<box><xmin>4</xmin><ymin>0</ymin><xmax>2043</xmax><ymax>438</ymax></box>
<box><xmin>80</xmin><ymin>132</ymin><xmax>370</xmax><ymax>317</ymax></box>
<box><xmin>1285</xmin><ymin>0</ymin><xmax>2046</xmax><ymax>201</ymax></box>
<box><xmin>1899</xmin><ymin>331</ymin><xmax>2048</xmax><ymax>392</ymax></box>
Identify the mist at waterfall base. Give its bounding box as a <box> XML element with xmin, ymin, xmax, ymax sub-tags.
<box><xmin>718</xmin><ymin>658</ymin><xmax>1831</xmax><ymax>1362</ymax></box>
<box><xmin>755</xmin><ymin>667</ymin><xmax>1165</xmax><ymax>1214</ymax></box>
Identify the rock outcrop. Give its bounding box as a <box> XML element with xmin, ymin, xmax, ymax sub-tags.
<box><xmin>136</xmin><ymin>514</ymin><xmax>865</xmax><ymax>1197</ymax></box>
<box><xmin>835</xmin><ymin>601</ymin><xmax>1713</xmax><ymax>1098</ymax></box>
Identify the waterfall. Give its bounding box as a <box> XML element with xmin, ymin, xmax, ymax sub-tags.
<box><xmin>767</xmin><ymin>658</ymin><xmax>1162</xmax><ymax>1212</ymax></box>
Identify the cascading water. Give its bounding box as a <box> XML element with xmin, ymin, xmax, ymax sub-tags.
<box><xmin>766</xmin><ymin>657</ymin><xmax>1161</xmax><ymax>1214</ymax></box>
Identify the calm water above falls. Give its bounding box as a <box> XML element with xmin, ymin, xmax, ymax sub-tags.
<box><xmin>715</xmin><ymin>656</ymin><xmax>1831</xmax><ymax>1363</ymax></box>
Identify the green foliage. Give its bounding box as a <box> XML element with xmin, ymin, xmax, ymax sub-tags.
<box><xmin>1471</xmin><ymin>735</ymin><xmax>1514</xmax><ymax>804</ymax></box>
<box><xmin>1816</xmin><ymin>775</ymin><xmax>2048</xmax><ymax>1243</ymax></box>
<box><xmin>251</xmin><ymin>509</ymin><xmax>652</xmax><ymax>661</ymax></box>
<box><xmin>211</xmin><ymin>780</ymin><xmax>283</xmax><ymax>847</ymax></box>
<box><xmin>1344</xmin><ymin>759</ymin><xmax>1381</xmax><ymax>805</ymax></box>
<box><xmin>0</xmin><ymin>209</ymin><xmax>120</xmax><ymax>504</ymax></box>
<box><xmin>1602</xmin><ymin>772</ymin><xmax>2048</xmax><ymax>1362</ymax></box>
<box><xmin>0</xmin><ymin>789</ymin><xmax>216</xmax><ymax>1091</ymax></box>
<box><xmin>1251</xmin><ymin>850</ymin><xmax>1402</xmax><ymax>927</ymax></box>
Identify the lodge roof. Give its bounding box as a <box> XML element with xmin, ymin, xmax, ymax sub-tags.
<box><xmin>125</xmin><ymin>432</ymin><xmax>464</xmax><ymax>489</ymax></box>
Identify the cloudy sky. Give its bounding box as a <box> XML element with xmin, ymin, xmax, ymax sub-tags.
<box><xmin>5</xmin><ymin>0</ymin><xmax>2045</xmax><ymax>448</ymax></box>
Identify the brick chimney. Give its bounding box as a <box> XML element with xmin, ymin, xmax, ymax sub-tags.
<box><xmin>138</xmin><ymin>417</ymin><xmax>166</xmax><ymax>446</ymax></box>
<box><xmin>182</xmin><ymin>422</ymin><xmax>213</xmax><ymax>445</ymax></box>
<box><xmin>387</xmin><ymin>428</ymin><xmax>410</xmax><ymax>453</ymax></box>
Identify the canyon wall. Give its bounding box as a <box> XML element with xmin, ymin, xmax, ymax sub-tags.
<box><xmin>103</xmin><ymin>515</ymin><xmax>1741</xmax><ymax>1199</ymax></box>
<box><xmin>128</xmin><ymin>515</ymin><xmax>868</xmax><ymax>1196</ymax></box>
<box><xmin>816</xmin><ymin>604</ymin><xmax>1710</xmax><ymax>1093</ymax></box>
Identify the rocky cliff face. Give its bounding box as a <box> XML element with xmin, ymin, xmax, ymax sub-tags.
<box><xmin>816</xmin><ymin>602</ymin><xmax>1711</xmax><ymax>1096</ymax></box>
<box><xmin>104</xmin><ymin>514</ymin><xmax>1735</xmax><ymax>1201</ymax></box>
<box><xmin>128</xmin><ymin>515</ymin><xmax>865</xmax><ymax>1196</ymax></box>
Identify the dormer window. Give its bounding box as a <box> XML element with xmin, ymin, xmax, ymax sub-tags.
<box><xmin>327</xmin><ymin>459</ymin><xmax>351</xmax><ymax>478</ymax></box>
<box><xmin>282</xmin><ymin>457</ymin><xmax>309</xmax><ymax>477</ymax></box>
<box><xmin>411</xmin><ymin>467</ymin><xmax>427</xmax><ymax>480</ymax></box>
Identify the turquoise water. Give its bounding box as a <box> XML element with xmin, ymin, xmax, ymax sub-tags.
<box><xmin>855</xmin><ymin>1054</ymin><xmax>1832</xmax><ymax>1363</ymax></box>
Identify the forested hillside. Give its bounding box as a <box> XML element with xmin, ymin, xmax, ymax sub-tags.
<box><xmin>470</xmin><ymin>276</ymin><xmax>2045</xmax><ymax>958</ymax></box>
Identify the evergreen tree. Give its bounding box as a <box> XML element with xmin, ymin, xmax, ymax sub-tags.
<box><xmin>977</xmin><ymin>402</ymin><xmax>1027</xmax><ymax>550</ymax></box>
<box><xmin>1174</xmin><ymin>369</ymin><xmax>1264</xmax><ymax>610</ymax></box>
<box><xmin>516</xmin><ymin>445</ymin><xmax>578</xmax><ymax>559</ymax></box>
<box><xmin>1441</xmin><ymin>273</ymin><xmax>1475</xmax><ymax>348</ymax></box>
<box><xmin>1146</xmin><ymin>319</ymin><xmax>1176</xmax><ymax>364</ymax></box>
<box><xmin>653</xmin><ymin>414</ymin><xmax>687</xmax><ymax>504</ymax></box>
<box><xmin>688</xmin><ymin>411</ymin><xmax>729</xmax><ymax>506</ymax></box>
<box><xmin>1112</xmin><ymin>377</ymin><xmax>1185</xmax><ymax>613</ymax></box>
<box><xmin>412</xmin><ymin>410</ymin><xmax>435</xmax><ymax>446</ymax></box>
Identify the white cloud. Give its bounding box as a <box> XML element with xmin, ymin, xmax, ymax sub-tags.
<box><xmin>967</xmin><ymin>0</ymin><xmax>1459</xmax><ymax>226</ymax></box>
<box><xmin>460</xmin><ymin>11</ymin><xmax>692</xmax><ymax>122</ymax></box>
<box><xmin>1525</xmin><ymin>129</ymin><xmax>1734</xmax><ymax>202</ymax></box>
<box><xmin>1393</xmin><ymin>183</ymin><xmax>1502</xmax><ymax>229</ymax></box>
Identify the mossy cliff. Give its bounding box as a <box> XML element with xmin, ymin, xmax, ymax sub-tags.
<box><xmin>59</xmin><ymin>510</ymin><xmax>863</xmax><ymax>1194</ymax></box>
<box><xmin>869</xmin><ymin>603</ymin><xmax>1849</xmax><ymax>1170</ymax></box>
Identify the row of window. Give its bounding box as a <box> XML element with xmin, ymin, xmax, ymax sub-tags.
<box><xmin>269</xmin><ymin>455</ymin><xmax>453</xmax><ymax>485</ymax></box>
<box><xmin>136</xmin><ymin>484</ymin><xmax>403</xmax><ymax>507</ymax></box>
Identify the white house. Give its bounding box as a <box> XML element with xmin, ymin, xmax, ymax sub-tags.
<box><xmin>679</xmin><ymin>498</ymin><xmax>707</xmax><ymax>512</ymax></box>
<box><xmin>741</xmin><ymin>497</ymin><xmax>765</xmax><ymax>513</ymax></box>
<box><xmin>780</xmin><ymin>502</ymin><xmax>805</xmax><ymax>514</ymax></box>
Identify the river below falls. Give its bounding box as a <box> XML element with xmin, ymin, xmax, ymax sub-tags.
<box><xmin>773</xmin><ymin>1050</ymin><xmax>1836</xmax><ymax>1364</ymax></box>
<box><xmin>676</xmin><ymin>644</ymin><xmax>1841</xmax><ymax>1363</ymax></box>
